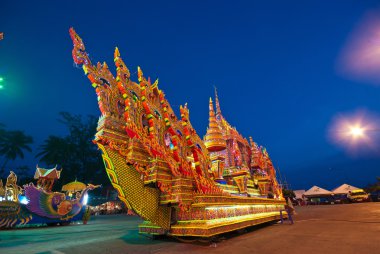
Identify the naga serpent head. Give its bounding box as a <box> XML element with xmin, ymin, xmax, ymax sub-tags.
<box><xmin>69</xmin><ymin>27</ymin><xmax>89</xmax><ymax>65</ymax></box>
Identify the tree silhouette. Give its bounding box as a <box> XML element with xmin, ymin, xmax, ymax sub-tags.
<box><xmin>37</xmin><ymin>112</ymin><xmax>109</xmax><ymax>188</ymax></box>
<box><xmin>36</xmin><ymin>136</ymin><xmax>74</xmax><ymax>167</ymax></box>
<box><xmin>0</xmin><ymin>130</ymin><xmax>33</xmax><ymax>175</ymax></box>
<box><xmin>14</xmin><ymin>165</ymin><xmax>33</xmax><ymax>182</ymax></box>
<box><xmin>0</xmin><ymin>123</ymin><xmax>5</xmax><ymax>176</ymax></box>
<box><xmin>365</xmin><ymin>177</ymin><xmax>380</xmax><ymax>193</ymax></box>
<box><xmin>0</xmin><ymin>123</ymin><xmax>5</xmax><ymax>138</ymax></box>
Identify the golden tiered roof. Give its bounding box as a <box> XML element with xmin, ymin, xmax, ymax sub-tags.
<box><xmin>204</xmin><ymin>98</ymin><xmax>227</xmax><ymax>152</ymax></box>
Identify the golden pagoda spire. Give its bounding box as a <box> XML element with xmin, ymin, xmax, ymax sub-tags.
<box><xmin>214</xmin><ymin>86</ymin><xmax>222</xmax><ymax>117</ymax></box>
<box><xmin>209</xmin><ymin>97</ymin><xmax>215</xmax><ymax>117</ymax></box>
<box><xmin>204</xmin><ymin>97</ymin><xmax>226</xmax><ymax>152</ymax></box>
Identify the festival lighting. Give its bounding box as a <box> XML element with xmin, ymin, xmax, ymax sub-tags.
<box><xmin>82</xmin><ymin>193</ymin><xmax>89</xmax><ymax>205</ymax></box>
<box><xmin>69</xmin><ymin>28</ymin><xmax>287</xmax><ymax>237</ymax></box>
<box><xmin>0</xmin><ymin>169</ymin><xmax>99</xmax><ymax>229</ymax></box>
<box><xmin>19</xmin><ymin>196</ymin><xmax>29</xmax><ymax>205</ymax></box>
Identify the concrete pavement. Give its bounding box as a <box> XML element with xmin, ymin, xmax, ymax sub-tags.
<box><xmin>0</xmin><ymin>203</ymin><xmax>379</xmax><ymax>254</ymax></box>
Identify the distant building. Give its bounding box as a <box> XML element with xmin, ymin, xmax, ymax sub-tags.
<box><xmin>304</xmin><ymin>185</ymin><xmax>334</xmax><ymax>204</ymax></box>
<box><xmin>293</xmin><ymin>189</ymin><xmax>306</xmax><ymax>200</ymax></box>
<box><xmin>304</xmin><ymin>185</ymin><xmax>333</xmax><ymax>197</ymax></box>
<box><xmin>332</xmin><ymin>183</ymin><xmax>359</xmax><ymax>195</ymax></box>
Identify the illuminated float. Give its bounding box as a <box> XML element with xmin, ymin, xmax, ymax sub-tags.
<box><xmin>69</xmin><ymin>28</ymin><xmax>286</xmax><ymax>237</ymax></box>
<box><xmin>0</xmin><ymin>167</ymin><xmax>98</xmax><ymax>228</ymax></box>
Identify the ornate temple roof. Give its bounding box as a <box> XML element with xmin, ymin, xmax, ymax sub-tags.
<box><xmin>34</xmin><ymin>166</ymin><xmax>61</xmax><ymax>180</ymax></box>
<box><xmin>216</xmin><ymin>90</ymin><xmax>249</xmax><ymax>145</ymax></box>
<box><xmin>204</xmin><ymin>98</ymin><xmax>227</xmax><ymax>152</ymax></box>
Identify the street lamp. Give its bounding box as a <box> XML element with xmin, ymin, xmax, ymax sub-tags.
<box><xmin>330</xmin><ymin>116</ymin><xmax>371</xmax><ymax>144</ymax></box>
<box><xmin>333</xmin><ymin>120</ymin><xmax>380</xmax><ymax>150</ymax></box>
<box><xmin>348</xmin><ymin>126</ymin><xmax>364</xmax><ymax>139</ymax></box>
<box><xmin>329</xmin><ymin>110</ymin><xmax>380</xmax><ymax>154</ymax></box>
<box><xmin>339</xmin><ymin>122</ymin><xmax>369</xmax><ymax>142</ymax></box>
<box><xmin>344</xmin><ymin>124</ymin><xmax>380</xmax><ymax>140</ymax></box>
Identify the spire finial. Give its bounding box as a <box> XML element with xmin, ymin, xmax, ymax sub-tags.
<box><xmin>209</xmin><ymin>97</ymin><xmax>214</xmax><ymax>116</ymax></box>
<box><xmin>114</xmin><ymin>47</ymin><xmax>120</xmax><ymax>59</ymax></box>
<box><xmin>204</xmin><ymin>94</ymin><xmax>226</xmax><ymax>152</ymax></box>
<box><xmin>214</xmin><ymin>86</ymin><xmax>221</xmax><ymax>116</ymax></box>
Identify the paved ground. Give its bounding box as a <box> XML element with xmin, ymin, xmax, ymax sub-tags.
<box><xmin>1</xmin><ymin>203</ymin><xmax>380</xmax><ymax>254</ymax></box>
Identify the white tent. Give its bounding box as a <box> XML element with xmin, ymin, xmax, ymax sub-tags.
<box><xmin>304</xmin><ymin>185</ymin><xmax>333</xmax><ymax>197</ymax></box>
<box><xmin>293</xmin><ymin>190</ymin><xmax>306</xmax><ymax>200</ymax></box>
<box><xmin>332</xmin><ymin>184</ymin><xmax>359</xmax><ymax>195</ymax></box>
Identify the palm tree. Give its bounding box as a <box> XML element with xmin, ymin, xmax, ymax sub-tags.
<box><xmin>0</xmin><ymin>123</ymin><xmax>5</xmax><ymax>175</ymax></box>
<box><xmin>0</xmin><ymin>123</ymin><xmax>5</xmax><ymax>143</ymax></box>
<box><xmin>0</xmin><ymin>130</ymin><xmax>33</xmax><ymax>174</ymax></box>
<box><xmin>36</xmin><ymin>135</ymin><xmax>74</xmax><ymax>167</ymax></box>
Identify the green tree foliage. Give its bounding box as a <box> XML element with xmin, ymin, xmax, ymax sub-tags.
<box><xmin>282</xmin><ymin>188</ymin><xmax>296</xmax><ymax>199</ymax></box>
<box><xmin>0</xmin><ymin>126</ymin><xmax>33</xmax><ymax>175</ymax></box>
<box><xmin>364</xmin><ymin>177</ymin><xmax>380</xmax><ymax>193</ymax></box>
<box><xmin>36</xmin><ymin>112</ymin><xmax>110</xmax><ymax>188</ymax></box>
<box><xmin>0</xmin><ymin>123</ymin><xmax>5</xmax><ymax>143</ymax></box>
<box><xmin>36</xmin><ymin>136</ymin><xmax>74</xmax><ymax>167</ymax></box>
<box><xmin>0</xmin><ymin>123</ymin><xmax>6</xmax><ymax>176</ymax></box>
<box><xmin>15</xmin><ymin>165</ymin><xmax>34</xmax><ymax>183</ymax></box>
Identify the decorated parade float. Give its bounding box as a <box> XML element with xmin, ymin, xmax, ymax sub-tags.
<box><xmin>0</xmin><ymin>166</ymin><xmax>98</xmax><ymax>228</ymax></box>
<box><xmin>69</xmin><ymin>28</ymin><xmax>287</xmax><ymax>237</ymax></box>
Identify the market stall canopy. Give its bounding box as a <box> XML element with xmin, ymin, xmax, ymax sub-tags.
<box><xmin>304</xmin><ymin>186</ymin><xmax>333</xmax><ymax>197</ymax></box>
<box><xmin>62</xmin><ymin>180</ymin><xmax>86</xmax><ymax>192</ymax></box>
<box><xmin>332</xmin><ymin>183</ymin><xmax>359</xmax><ymax>195</ymax></box>
<box><xmin>293</xmin><ymin>190</ymin><xmax>306</xmax><ymax>200</ymax></box>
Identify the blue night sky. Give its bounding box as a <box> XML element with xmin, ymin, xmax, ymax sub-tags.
<box><xmin>1</xmin><ymin>1</ymin><xmax>380</xmax><ymax>190</ymax></box>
